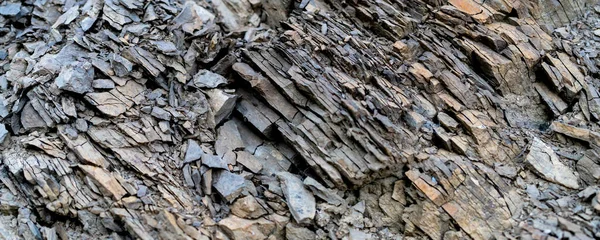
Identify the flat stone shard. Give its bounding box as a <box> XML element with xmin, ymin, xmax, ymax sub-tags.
<box><xmin>184</xmin><ymin>140</ymin><xmax>203</xmax><ymax>163</ymax></box>
<box><xmin>525</xmin><ymin>138</ymin><xmax>580</xmax><ymax>189</ymax></box>
<box><xmin>78</xmin><ymin>165</ymin><xmax>127</xmax><ymax>200</ymax></box>
<box><xmin>192</xmin><ymin>70</ymin><xmax>228</xmax><ymax>88</ymax></box>
<box><xmin>0</xmin><ymin>124</ymin><xmax>7</xmax><ymax>143</ymax></box>
<box><xmin>303</xmin><ymin>177</ymin><xmax>343</xmax><ymax>206</ymax></box>
<box><xmin>277</xmin><ymin>172</ymin><xmax>315</xmax><ymax>224</ymax></box>
<box><xmin>0</xmin><ymin>2</ymin><xmax>20</xmax><ymax>16</ymax></box>
<box><xmin>172</xmin><ymin>1</ymin><xmax>215</xmax><ymax>34</ymax></box>
<box><xmin>202</xmin><ymin>154</ymin><xmax>228</xmax><ymax>169</ymax></box>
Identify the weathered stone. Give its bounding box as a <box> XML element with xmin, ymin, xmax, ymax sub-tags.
<box><xmin>277</xmin><ymin>172</ymin><xmax>315</xmax><ymax>224</ymax></box>
<box><xmin>303</xmin><ymin>177</ymin><xmax>343</xmax><ymax>206</ymax></box>
<box><xmin>525</xmin><ymin>138</ymin><xmax>580</xmax><ymax>189</ymax></box>
<box><xmin>202</xmin><ymin>154</ymin><xmax>228</xmax><ymax>169</ymax></box>
<box><xmin>0</xmin><ymin>2</ymin><xmax>21</xmax><ymax>16</ymax></box>
<box><xmin>55</xmin><ymin>61</ymin><xmax>94</xmax><ymax>94</ymax></box>
<box><xmin>0</xmin><ymin>124</ymin><xmax>7</xmax><ymax>143</ymax></box>
<box><xmin>231</xmin><ymin>195</ymin><xmax>267</xmax><ymax>219</ymax></box>
<box><xmin>206</xmin><ymin>89</ymin><xmax>238</xmax><ymax>125</ymax></box>
<box><xmin>285</xmin><ymin>223</ymin><xmax>316</xmax><ymax>240</ymax></box>
<box><xmin>92</xmin><ymin>79</ymin><xmax>115</xmax><ymax>90</ymax></box>
<box><xmin>184</xmin><ymin>140</ymin><xmax>203</xmax><ymax>163</ymax></box>
<box><xmin>213</xmin><ymin>170</ymin><xmax>246</xmax><ymax>202</ymax></box>
<box><xmin>192</xmin><ymin>70</ymin><xmax>228</xmax><ymax>88</ymax></box>
<box><xmin>78</xmin><ymin>165</ymin><xmax>127</xmax><ymax>200</ymax></box>
<box><xmin>218</xmin><ymin>215</ymin><xmax>275</xmax><ymax>240</ymax></box>
<box><xmin>235</xmin><ymin>151</ymin><xmax>263</xmax><ymax>174</ymax></box>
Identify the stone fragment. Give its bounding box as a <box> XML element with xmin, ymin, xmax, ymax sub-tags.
<box><xmin>348</xmin><ymin>228</ymin><xmax>373</xmax><ymax>240</ymax></box>
<box><xmin>55</xmin><ymin>61</ymin><xmax>94</xmax><ymax>94</ymax></box>
<box><xmin>58</xmin><ymin>125</ymin><xmax>108</xmax><ymax>168</ymax></box>
<box><xmin>78</xmin><ymin>165</ymin><xmax>127</xmax><ymax>200</ymax></box>
<box><xmin>151</xmin><ymin>107</ymin><xmax>171</xmax><ymax>120</ymax></box>
<box><xmin>231</xmin><ymin>195</ymin><xmax>267</xmax><ymax>219</ymax></box>
<box><xmin>285</xmin><ymin>223</ymin><xmax>316</xmax><ymax>240</ymax></box>
<box><xmin>549</xmin><ymin>121</ymin><xmax>591</xmax><ymax>143</ymax></box>
<box><xmin>172</xmin><ymin>1</ymin><xmax>215</xmax><ymax>34</ymax></box>
<box><xmin>184</xmin><ymin>140</ymin><xmax>203</xmax><ymax>163</ymax></box>
<box><xmin>404</xmin><ymin>111</ymin><xmax>426</xmax><ymax>130</ymax></box>
<box><xmin>211</xmin><ymin>0</ymin><xmax>255</xmax><ymax>31</ymax></box>
<box><xmin>0</xmin><ymin>2</ymin><xmax>20</xmax><ymax>16</ymax></box>
<box><xmin>192</xmin><ymin>70</ymin><xmax>228</xmax><ymax>88</ymax></box>
<box><xmin>277</xmin><ymin>172</ymin><xmax>315</xmax><ymax>224</ymax></box>
<box><xmin>92</xmin><ymin>79</ymin><xmax>115</xmax><ymax>90</ymax></box>
<box><xmin>0</xmin><ymin>124</ymin><xmax>7</xmax><ymax>143</ymax></box>
<box><xmin>213</xmin><ymin>170</ymin><xmax>245</xmax><ymax>202</ymax></box>
<box><xmin>202</xmin><ymin>154</ymin><xmax>228</xmax><ymax>169</ymax></box>
<box><xmin>74</xmin><ymin>119</ymin><xmax>89</xmax><ymax>132</ymax></box>
<box><xmin>218</xmin><ymin>215</ymin><xmax>275</xmax><ymax>240</ymax></box>
<box><xmin>52</xmin><ymin>6</ymin><xmax>80</xmax><ymax>28</ymax></box>
<box><xmin>206</xmin><ymin>89</ymin><xmax>238</xmax><ymax>124</ymax></box>
<box><xmin>535</xmin><ymin>83</ymin><xmax>568</xmax><ymax>116</ymax></box>
<box><xmin>235</xmin><ymin>151</ymin><xmax>263</xmax><ymax>173</ymax></box>
<box><xmin>303</xmin><ymin>177</ymin><xmax>343</xmax><ymax>206</ymax></box>
<box><xmin>525</xmin><ymin>138</ymin><xmax>579</xmax><ymax>189</ymax></box>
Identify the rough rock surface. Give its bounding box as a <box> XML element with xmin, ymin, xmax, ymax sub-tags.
<box><xmin>1</xmin><ymin>0</ymin><xmax>600</xmax><ymax>239</ymax></box>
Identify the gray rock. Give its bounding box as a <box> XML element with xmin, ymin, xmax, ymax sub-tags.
<box><xmin>201</xmin><ymin>154</ymin><xmax>228</xmax><ymax>169</ymax></box>
<box><xmin>150</xmin><ymin>41</ymin><xmax>177</xmax><ymax>55</ymax></box>
<box><xmin>277</xmin><ymin>172</ymin><xmax>315</xmax><ymax>224</ymax></box>
<box><xmin>74</xmin><ymin>119</ymin><xmax>89</xmax><ymax>132</ymax></box>
<box><xmin>92</xmin><ymin>79</ymin><xmax>115</xmax><ymax>90</ymax></box>
<box><xmin>150</xmin><ymin>107</ymin><xmax>171</xmax><ymax>120</ymax></box>
<box><xmin>0</xmin><ymin>124</ymin><xmax>8</xmax><ymax>143</ymax></box>
<box><xmin>192</xmin><ymin>70</ymin><xmax>228</xmax><ymax>88</ymax></box>
<box><xmin>206</xmin><ymin>89</ymin><xmax>238</xmax><ymax>124</ymax></box>
<box><xmin>137</xmin><ymin>185</ymin><xmax>148</xmax><ymax>197</ymax></box>
<box><xmin>20</xmin><ymin>103</ymin><xmax>46</xmax><ymax>130</ymax></box>
<box><xmin>0</xmin><ymin>2</ymin><xmax>20</xmax><ymax>16</ymax></box>
<box><xmin>110</xmin><ymin>54</ymin><xmax>133</xmax><ymax>77</ymax></box>
<box><xmin>303</xmin><ymin>177</ymin><xmax>343</xmax><ymax>206</ymax></box>
<box><xmin>55</xmin><ymin>62</ymin><xmax>94</xmax><ymax>94</ymax></box>
<box><xmin>525</xmin><ymin>138</ymin><xmax>580</xmax><ymax>189</ymax></box>
<box><xmin>0</xmin><ymin>98</ymin><xmax>8</xmax><ymax>118</ymax></box>
<box><xmin>172</xmin><ymin>1</ymin><xmax>215</xmax><ymax>34</ymax></box>
<box><xmin>184</xmin><ymin>140</ymin><xmax>204</xmax><ymax>163</ymax></box>
<box><xmin>235</xmin><ymin>151</ymin><xmax>263</xmax><ymax>173</ymax></box>
<box><xmin>183</xmin><ymin>164</ymin><xmax>194</xmax><ymax>187</ymax></box>
<box><xmin>212</xmin><ymin>170</ymin><xmax>245</xmax><ymax>202</ymax></box>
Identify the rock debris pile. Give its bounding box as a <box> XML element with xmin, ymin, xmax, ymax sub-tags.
<box><xmin>1</xmin><ymin>0</ymin><xmax>600</xmax><ymax>239</ymax></box>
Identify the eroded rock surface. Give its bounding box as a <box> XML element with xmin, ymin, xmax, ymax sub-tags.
<box><xmin>1</xmin><ymin>0</ymin><xmax>600</xmax><ymax>239</ymax></box>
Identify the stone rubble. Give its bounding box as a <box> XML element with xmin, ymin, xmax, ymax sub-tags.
<box><xmin>0</xmin><ymin>0</ymin><xmax>600</xmax><ymax>239</ymax></box>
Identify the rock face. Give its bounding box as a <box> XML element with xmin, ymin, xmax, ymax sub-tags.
<box><xmin>2</xmin><ymin>0</ymin><xmax>600</xmax><ymax>239</ymax></box>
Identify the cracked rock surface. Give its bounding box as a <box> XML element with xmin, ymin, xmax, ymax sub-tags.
<box><xmin>1</xmin><ymin>0</ymin><xmax>600</xmax><ymax>239</ymax></box>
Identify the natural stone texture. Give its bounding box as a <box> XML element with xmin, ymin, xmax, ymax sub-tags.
<box><xmin>218</xmin><ymin>215</ymin><xmax>275</xmax><ymax>240</ymax></box>
<box><xmin>213</xmin><ymin>170</ymin><xmax>246</xmax><ymax>202</ymax></box>
<box><xmin>277</xmin><ymin>172</ymin><xmax>315</xmax><ymax>224</ymax></box>
<box><xmin>526</xmin><ymin>138</ymin><xmax>580</xmax><ymax>189</ymax></box>
<box><xmin>55</xmin><ymin>61</ymin><xmax>94</xmax><ymax>94</ymax></box>
<box><xmin>78</xmin><ymin>165</ymin><xmax>127</xmax><ymax>200</ymax></box>
<box><xmin>231</xmin><ymin>195</ymin><xmax>267</xmax><ymax>219</ymax></box>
